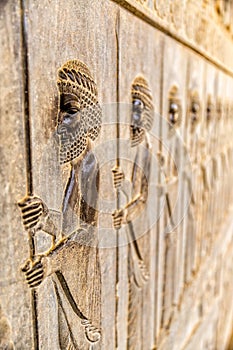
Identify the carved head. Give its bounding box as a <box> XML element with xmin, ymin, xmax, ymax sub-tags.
<box><xmin>206</xmin><ymin>95</ymin><xmax>213</xmax><ymax>126</ymax></box>
<box><xmin>56</xmin><ymin>60</ymin><xmax>101</xmax><ymax>164</ymax></box>
<box><xmin>188</xmin><ymin>91</ymin><xmax>201</xmax><ymax>133</ymax></box>
<box><xmin>168</xmin><ymin>85</ymin><xmax>182</xmax><ymax>137</ymax></box>
<box><xmin>131</xmin><ymin>76</ymin><xmax>154</xmax><ymax>147</ymax></box>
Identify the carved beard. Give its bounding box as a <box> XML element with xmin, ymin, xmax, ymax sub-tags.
<box><xmin>141</xmin><ymin>108</ymin><xmax>153</xmax><ymax>132</ymax></box>
<box><xmin>130</xmin><ymin>126</ymin><xmax>145</xmax><ymax>147</ymax></box>
<box><xmin>59</xmin><ymin>127</ymin><xmax>88</xmax><ymax>164</ymax></box>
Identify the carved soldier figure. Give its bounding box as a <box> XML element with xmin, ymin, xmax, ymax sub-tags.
<box><xmin>198</xmin><ymin>96</ymin><xmax>214</xmax><ymax>260</ymax></box>
<box><xmin>157</xmin><ymin>86</ymin><xmax>182</xmax><ymax>327</ymax></box>
<box><xmin>112</xmin><ymin>76</ymin><xmax>153</xmax><ymax>349</ymax></box>
<box><xmin>183</xmin><ymin>91</ymin><xmax>202</xmax><ymax>280</ymax></box>
<box><xmin>18</xmin><ymin>60</ymin><xmax>102</xmax><ymax>349</ymax></box>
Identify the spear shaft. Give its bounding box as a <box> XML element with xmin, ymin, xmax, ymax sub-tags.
<box><xmin>115</xmin><ymin>11</ymin><xmax>120</xmax><ymax>350</ymax></box>
<box><xmin>20</xmin><ymin>1</ymin><xmax>39</xmax><ymax>348</ymax></box>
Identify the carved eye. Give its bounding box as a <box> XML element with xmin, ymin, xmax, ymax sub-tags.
<box><xmin>133</xmin><ymin>99</ymin><xmax>144</xmax><ymax>110</ymax></box>
<box><xmin>62</xmin><ymin>111</ymin><xmax>80</xmax><ymax>125</ymax></box>
<box><xmin>217</xmin><ymin>102</ymin><xmax>222</xmax><ymax>119</ymax></box>
<box><xmin>169</xmin><ymin>102</ymin><xmax>179</xmax><ymax>124</ymax></box>
<box><xmin>67</xmin><ymin>107</ymin><xmax>79</xmax><ymax>115</ymax></box>
<box><xmin>207</xmin><ymin>104</ymin><xmax>212</xmax><ymax>122</ymax></box>
<box><xmin>191</xmin><ymin>101</ymin><xmax>200</xmax><ymax>124</ymax></box>
<box><xmin>191</xmin><ymin>102</ymin><xmax>199</xmax><ymax>114</ymax></box>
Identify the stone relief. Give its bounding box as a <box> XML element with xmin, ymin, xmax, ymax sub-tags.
<box><xmin>112</xmin><ymin>76</ymin><xmax>153</xmax><ymax>349</ymax></box>
<box><xmin>13</xmin><ymin>54</ymin><xmax>233</xmax><ymax>350</ymax></box>
<box><xmin>118</xmin><ymin>0</ymin><xmax>233</xmax><ymax>71</ymax></box>
<box><xmin>0</xmin><ymin>303</ymin><xmax>14</xmax><ymax>350</ymax></box>
<box><xmin>183</xmin><ymin>91</ymin><xmax>202</xmax><ymax>279</ymax></box>
<box><xmin>158</xmin><ymin>85</ymin><xmax>182</xmax><ymax>328</ymax></box>
<box><xmin>18</xmin><ymin>60</ymin><xmax>102</xmax><ymax>349</ymax></box>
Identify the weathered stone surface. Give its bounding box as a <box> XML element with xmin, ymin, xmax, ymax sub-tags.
<box><xmin>1</xmin><ymin>1</ymin><xmax>233</xmax><ymax>349</ymax></box>
<box><xmin>0</xmin><ymin>0</ymin><xmax>31</xmax><ymax>348</ymax></box>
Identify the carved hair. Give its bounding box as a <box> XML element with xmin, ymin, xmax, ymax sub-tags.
<box><xmin>57</xmin><ymin>60</ymin><xmax>101</xmax><ymax>141</ymax></box>
<box><xmin>131</xmin><ymin>75</ymin><xmax>154</xmax><ymax>131</ymax></box>
<box><xmin>168</xmin><ymin>84</ymin><xmax>182</xmax><ymax>136</ymax></box>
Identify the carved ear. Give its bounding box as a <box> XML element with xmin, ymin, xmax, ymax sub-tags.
<box><xmin>85</xmin><ymin>103</ymin><xmax>102</xmax><ymax>141</ymax></box>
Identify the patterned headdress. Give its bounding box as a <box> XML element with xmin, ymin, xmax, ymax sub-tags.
<box><xmin>131</xmin><ymin>75</ymin><xmax>154</xmax><ymax>131</ymax></box>
<box><xmin>57</xmin><ymin>60</ymin><xmax>102</xmax><ymax>164</ymax></box>
<box><xmin>131</xmin><ymin>76</ymin><xmax>154</xmax><ymax>111</ymax></box>
<box><xmin>57</xmin><ymin>60</ymin><xmax>98</xmax><ymax>105</ymax></box>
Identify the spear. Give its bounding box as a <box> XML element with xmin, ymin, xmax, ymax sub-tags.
<box><xmin>19</xmin><ymin>1</ymin><xmax>39</xmax><ymax>348</ymax></box>
<box><xmin>114</xmin><ymin>11</ymin><xmax>120</xmax><ymax>349</ymax></box>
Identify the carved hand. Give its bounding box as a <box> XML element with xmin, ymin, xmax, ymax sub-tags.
<box><xmin>18</xmin><ymin>196</ymin><xmax>48</xmax><ymax>230</ymax></box>
<box><xmin>157</xmin><ymin>150</ymin><xmax>165</xmax><ymax>167</ymax></box>
<box><xmin>81</xmin><ymin>320</ymin><xmax>101</xmax><ymax>344</ymax></box>
<box><xmin>112</xmin><ymin>209</ymin><xmax>125</xmax><ymax>229</ymax></box>
<box><xmin>112</xmin><ymin>166</ymin><xmax>124</xmax><ymax>189</ymax></box>
<box><xmin>21</xmin><ymin>256</ymin><xmax>46</xmax><ymax>289</ymax></box>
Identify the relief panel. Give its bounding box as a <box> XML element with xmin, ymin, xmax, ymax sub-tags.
<box><xmin>200</xmin><ymin>62</ymin><xmax>218</xmax><ymax>263</ymax></box>
<box><xmin>158</xmin><ymin>36</ymin><xmax>188</xmax><ymax>334</ymax></box>
<box><xmin>116</xmin><ymin>8</ymin><xmax>162</xmax><ymax>349</ymax></box>
<box><xmin>18</xmin><ymin>60</ymin><xmax>102</xmax><ymax>350</ymax></box>
<box><xmin>0</xmin><ymin>1</ymin><xmax>31</xmax><ymax>348</ymax></box>
<box><xmin>183</xmin><ymin>53</ymin><xmax>205</xmax><ymax>285</ymax></box>
<box><xmin>18</xmin><ymin>1</ymin><xmax>118</xmax><ymax>349</ymax></box>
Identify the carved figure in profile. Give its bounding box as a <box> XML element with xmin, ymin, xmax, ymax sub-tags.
<box><xmin>18</xmin><ymin>60</ymin><xmax>102</xmax><ymax>349</ymax></box>
<box><xmin>157</xmin><ymin>85</ymin><xmax>182</xmax><ymax>328</ymax></box>
<box><xmin>183</xmin><ymin>91</ymin><xmax>202</xmax><ymax>280</ymax></box>
<box><xmin>112</xmin><ymin>76</ymin><xmax>153</xmax><ymax>349</ymax></box>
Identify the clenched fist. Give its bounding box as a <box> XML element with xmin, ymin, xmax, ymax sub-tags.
<box><xmin>112</xmin><ymin>208</ymin><xmax>125</xmax><ymax>229</ymax></box>
<box><xmin>112</xmin><ymin>166</ymin><xmax>124</xmax><ymax>189</ymax></box>
<box><xmin>21</xmin><ymin>257</ymin><xmax>46</xmax><ymax>289</ymax></box>
<box><xmin>18</xmin><ymin>196</ymin><xmax>48</xmax><ymax>230</ymax></box>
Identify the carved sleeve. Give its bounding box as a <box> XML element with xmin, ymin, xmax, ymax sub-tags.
<box><xmin>125</xmin><ymin>144</ymin><xmax>151</xmax><ymax>223</ymax></box>
<box><xmin>80</xmin><ymin>152</ymin><xmax>99</xmax><ymax>228</ymax></box>
<box><xmin>40</xmin><ymin>209</ymin><xmax>62</xmax><ymax>238</ymax></box>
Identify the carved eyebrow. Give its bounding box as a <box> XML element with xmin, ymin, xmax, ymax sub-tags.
<box><xmin>63</xmin><ymin>102</ymin><xmax>80</xmax><ymax>111</ymax></box>
<box><xmin>60</xmin><ymin>93</ymin><xmax>80</xmax><ymax>103</ymax></box>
